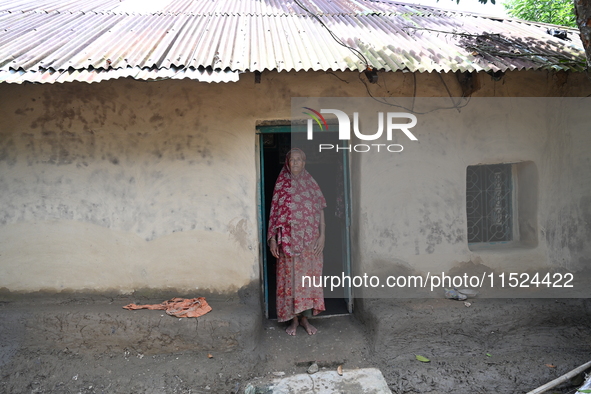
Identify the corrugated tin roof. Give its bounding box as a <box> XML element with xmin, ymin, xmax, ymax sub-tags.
<box><xmin>0</xmin><ymin>0</ymin><xmax>585</xmax><ymax>84</ymax></box>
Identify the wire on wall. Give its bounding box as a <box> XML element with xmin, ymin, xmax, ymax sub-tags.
<box><xmin>357</xmin><ymin>72</ymin><xmax>472</xmax><ymax>114</ymax></box>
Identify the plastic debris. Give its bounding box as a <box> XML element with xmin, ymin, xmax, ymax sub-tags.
<box><xmin>579</xmin><ymin>373</ymin><xmax>591</xmax><ymax>392</ymax></box>
<box><xmin>458</xmin><ymin>289</ymin><xmax>479</xmax><ymax>298</ymax></box>
<box><xmin>244</xmin><ymin>384</ymin><xmax>255</xmax><ymax>394</ymax></box>
<box><xmin>445</xmin><ymin>288</ymin><xmax>468</xmax><ymax>301</ymax></box>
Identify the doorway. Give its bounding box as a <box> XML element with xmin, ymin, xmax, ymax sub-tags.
<box><xmin>258</xmin><ymin>125</ymin><xmax>352</xmax><ymax>319</ymax></box>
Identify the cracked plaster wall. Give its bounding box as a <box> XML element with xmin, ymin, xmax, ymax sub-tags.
<box><xmin>0</xmin><ymin>70</ymin><xmax>590</xmax><ymax>293</ymax></box>
<box><xmin>0</xmin><ymin>78</ymin><xmax>262</xmax><ymax>293</ymax></box>
<box><xmin>353</xmin><ymin>97</ymin><xmax>591</xmax><ymax>278</ymax></box>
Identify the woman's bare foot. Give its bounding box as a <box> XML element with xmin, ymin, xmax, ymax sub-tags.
<box><xmin>299</xmin><ymin>317</ymin><xmax>317</xmax><ymax>335</ymax></box>
<box><xmin>286</xmin><ymin>317</ymin><xmax>299</xmax><ymax>336</ymax></box>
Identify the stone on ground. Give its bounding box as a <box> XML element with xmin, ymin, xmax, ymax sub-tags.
<box><xmin>245</xmin><ymin>367</ymin><xmax>391</xmax><ymax>393</ymax></box>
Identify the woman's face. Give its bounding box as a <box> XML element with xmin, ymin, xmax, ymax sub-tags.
<box><xmin>288</xmin><ymin>151</ymin><xmax>305</xmax><ymax>176</ymax></box>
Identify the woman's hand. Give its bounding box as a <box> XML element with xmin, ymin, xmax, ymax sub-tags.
<box><xmin>314</xmin><ymin>210</ymin><xmax>326</xmax><ymax>256</ymax></box>
<box><xmin>269</xmin><ymin>238</ymin><xmax>280</xmax><ymax>258</ymax></box>
<box><xmin>313</xmin><ymin>233</ymin><xmax>325</xmax><ymax>256</ymax></box>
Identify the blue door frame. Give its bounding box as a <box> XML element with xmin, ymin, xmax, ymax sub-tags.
<box><xmin>257</xmin><ymin>125</ymin><xmax>353</xmax><ymax>318</ymax></box>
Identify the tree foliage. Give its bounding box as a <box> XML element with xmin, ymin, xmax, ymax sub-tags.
<box><xmin>502</xmin><ymin>0</ymin><xmax>576</xmax><ymax>27</ymax></box>
<box><xmin>452</xmin><ymin>0</ymin><xmax>591</xmax><ymax>68</ymax></box>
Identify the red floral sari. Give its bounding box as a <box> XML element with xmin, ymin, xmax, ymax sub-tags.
<box><xmin>267</xmin><ymin>151</ymin><xmax>326</xmax><ymax>322</ymax></box>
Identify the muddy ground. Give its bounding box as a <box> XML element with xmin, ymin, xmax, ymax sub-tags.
<box><xmin>1</xmin><ymin>296</ymin><xmax>590</xmax><ymax>393</ymax></box>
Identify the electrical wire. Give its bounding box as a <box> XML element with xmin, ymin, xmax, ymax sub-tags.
<box><xmin>357</xmin><ymin>72</ymin><xmax>472</xmax><ymax>115</ymax></box>
<box><xmin>292</xmin><ymin>0</ymin><xmax>371</xmax><ymax>71</ymax></box>
<box><xmin>438</xmin><ymin>73</ymin><xmax>461</xmax><ymax>113</ymax></box>
<box><xmin>412</xmin><ymin>72</ymin><xmax>417</xmax><ymax>112</ymax></box>
<box><xmin>293</xmin><ymin>0</ymin><xmax>474</xmax><ymax>112</ymax></box>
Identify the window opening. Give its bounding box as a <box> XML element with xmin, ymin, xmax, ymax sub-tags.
<box><xmin>466</xmin><ymin>164</ymin><xmax>513</xmax><ymax>243</ymax></box>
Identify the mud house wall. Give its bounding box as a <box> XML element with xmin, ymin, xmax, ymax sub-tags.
<box><xmin>352</xmin><ymin>97</ymin><xmax>591</xmax><ymax>283</ymax></box>
<box><xmin>0</xmin><ymin>70</ymin><xmax>589</xmax><ymax>293</ymax></box>
<box><xmin>0</xmin><ymin>79</ymin><xmax>264</xmax><ymax>293</ymax></box>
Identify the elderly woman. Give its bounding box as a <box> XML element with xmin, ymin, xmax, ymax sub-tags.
<box><xmin>267</xmin><ymin>148</ymin><xmax>326</xmax><ymax>335</ymax></box>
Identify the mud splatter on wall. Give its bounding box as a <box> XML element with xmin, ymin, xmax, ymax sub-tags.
<box><xmin>0</xmin><ymin>79</ymin><xmax>259</xmax><ymax>292</ymax></box>
<box><xmin>0</xmin><ymin>70</ymin><xmax>590</xmax><ymax>293</ymax></box>
<box><xmin>352</xmin><ymin>97</ymin><xmax>591</xmax><ymax>277</ymax></box>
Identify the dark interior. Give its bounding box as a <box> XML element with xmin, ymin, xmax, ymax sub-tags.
<box><xmin>262</xmin><ymin>131</ymin><xmax>350</xmax><ymax>319</ymax></box>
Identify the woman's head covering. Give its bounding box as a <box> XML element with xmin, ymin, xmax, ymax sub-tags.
<box><xmin>267</xmin><ymin>147</ymin><xmax>326</xmax><ymax>256</ymax></box>
<box><xmin>285</xmin><ymin>147</ymin><xmax>306</xmax><ymax>174</ymax></box>
<box><xmin>286</xmin><ymin>147</ymin><xmax>306</xmax><ymax>162</ymax></box>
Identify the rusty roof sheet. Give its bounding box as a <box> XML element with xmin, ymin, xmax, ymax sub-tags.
<box><xmin>0</xmin><ymin>0</ymin><xmax>585</xmax><ymax>84</ymax></box>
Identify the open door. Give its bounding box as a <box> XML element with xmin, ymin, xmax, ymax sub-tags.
<box><xmin>258</xmin><ymin>125</ymin><xmax>352</xmax><ymax>319</ymax></box>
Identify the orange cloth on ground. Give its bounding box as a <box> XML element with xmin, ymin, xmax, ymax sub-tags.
<box><xmin>123</xmin><ymin>297</ymin><xmax>212</xmax><ymax>318</ymax></box>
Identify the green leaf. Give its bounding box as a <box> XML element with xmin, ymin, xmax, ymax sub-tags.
<box><xmin>486</xmin><ymin>353</ymin><xmax>492</xmax><ymax>357</ymax></box>
<box><xmin>577</xmin><ymin>390</ymin><xmax>591</xmax><ymax>393</ymax></box>
<box><xmin>503</xmin><ymin>0</ymin><xmax>576</xmax><ymax>27</ymax></box>
<box><xmin>415</xmin><ymin>355</ymin><xmax>430</xmax><ymax>363</ymax></box>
